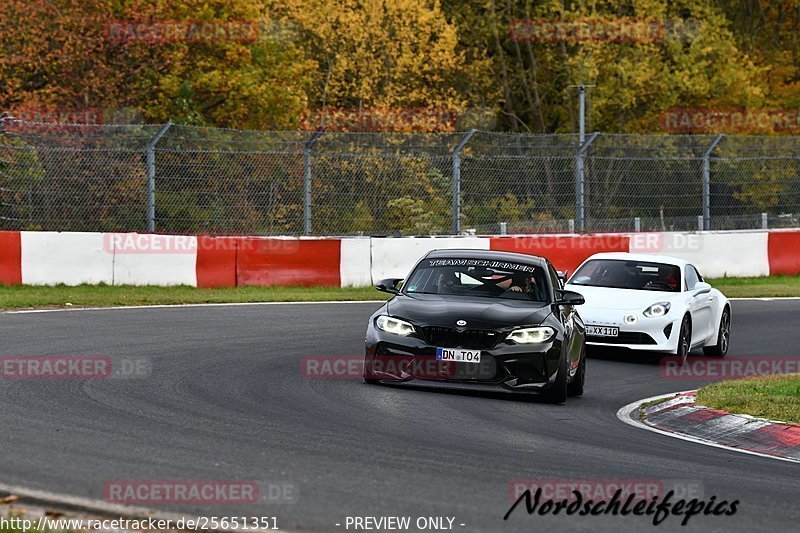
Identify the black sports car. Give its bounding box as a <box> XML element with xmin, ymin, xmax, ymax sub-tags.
<box><xmin>363</xmin><ymin>249</ymin><xmax>587</xmax><ymax>403</ymax></box>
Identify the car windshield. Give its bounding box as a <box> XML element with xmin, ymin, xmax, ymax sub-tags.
<box><xmin>569</xmin><ymin>259</ymin><xmax>681</xmax><ymax>292</ymax></box>
<box><xmin>403</xmin><ymin>258</ymin><xmax>550</xmax><ymax>302</ymax></box>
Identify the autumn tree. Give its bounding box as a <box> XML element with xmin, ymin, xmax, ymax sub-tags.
<box><xmin>441</xmin><ymin>0</ymin><xmax>766</xmax><ymax>133</ymax></box>
<box><xmin>0</xmin><ymin>0</ymin><xmax>122</xmax><ymax>114</ymax></box>
<box><xmin>0</xmin><ymin>0</ymin><xmax>314</xmax><ymax>129</ymax></box>
<box><xmin>271</xmin><ymin>0</ymin><xmax>493</xmax><ymax>131</ymax></box>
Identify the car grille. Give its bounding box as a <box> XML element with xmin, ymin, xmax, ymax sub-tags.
<box><xmin>421</xmin><ymin>326</ymin><xmax>501</xmax><ymax>349</ymax></box>
<box><xmin>586</xmin><ymin>332</ymin><xmax>657</xmax><ymax>345</ymax></box>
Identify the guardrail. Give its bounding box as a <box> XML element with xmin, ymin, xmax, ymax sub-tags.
<box><xmin>1</xmin><ymin>230</ymin><xmax>797</xmax><ymax>287</ymax></box>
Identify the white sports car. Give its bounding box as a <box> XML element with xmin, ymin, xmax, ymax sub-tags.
<box><xmin>565</xmin><ymin>252</ymin><xmax>730</xmax><ymax>361</ymax></box>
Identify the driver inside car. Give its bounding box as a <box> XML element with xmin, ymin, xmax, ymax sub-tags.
<box><xmin>507</xmin><ymin>272</ymin><xmax>530</xmax><ymax>292</ymax></box>
<box><xmin>644</xmin><ymin>266</ymin><xmax>679</xmax><ymax>291</ymax></box>
<box><xmin>506</xmin><ymin>272</ymin><xmax>544</xmax><ymax>300</ymax></box>
<box><xmin>600</xmin><ymin>265</ymin><xmax>630</xmax><ymax>288</ymax></box>
<box><xmin>435</xmin><ymin>271</ymin><xmax>459</xmax><ymax>294</ymax></box>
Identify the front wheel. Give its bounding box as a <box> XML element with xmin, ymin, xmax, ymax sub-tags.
<box><xmin>567</xmin><ymin>349</ymin><xmax>586</xmax><ymax>397</ymax></box>
<box><xmin>676</xmin><ymin>315</ymin><xmax>692</xmax><ymax>364</ymax></box>
<box><xmin>542</xmin><ymin>354</ymin><xmax>568</xmax><ymax>404</ymax></box>
<box><xmin>703</xmin><ymin>307</ymin><xmax>730</xmax><ymax>358</ymax></box>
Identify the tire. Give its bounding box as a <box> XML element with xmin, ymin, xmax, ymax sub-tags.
<box><xmin>703</xmin><ymin>306</ymin><xmax>731</xmax><ymax>358</ymax></box>
<box><xmin>542</xmin><ymin>353</ymin><xmax>568</xmax><ymax>404</ymax></box>
<box><xmin>567</xmin><ymin>349</ymin><xmax>586</xmax><ymax>398</ymax></box>
<box><xmin>676</xmin><ymin>315</ymin><xmax>692</xmax><ymax>364</ymax></box>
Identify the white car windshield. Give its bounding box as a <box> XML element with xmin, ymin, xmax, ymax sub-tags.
<box><xmin>569</xmin><ymin>259</ymin><xmax>681</xmax><ymax>292</ymax></box>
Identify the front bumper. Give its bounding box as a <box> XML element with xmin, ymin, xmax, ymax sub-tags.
<box><xmin>364</xmin><ymin>328</ymin><xmax>565</xmax><ymax>394</ymax></box>
<box><xmin>581</xmin><ymin>309</ymin><xmax>679</xmax><ymax>353</ymax></box>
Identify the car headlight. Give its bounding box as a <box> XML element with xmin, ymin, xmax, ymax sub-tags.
<box><xmin>644</xmin><ymin>302</ymin><xmax>671</xmax><ymax>317</ymax></box>
<box><xmin>376</xmin><ymin>315</ymin><xmax>416</xmax><ymax>336</ymax></box>
<box><xmin>507</xmin><ymin>326</ymin><xmax>556</xmax><ymax>344</ymax></box>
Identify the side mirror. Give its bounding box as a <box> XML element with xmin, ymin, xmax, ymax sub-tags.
<box><xmin>692</xmin><ymin>281</ymin><xmax>712</xmax><ymax>295</ymax></box>
<box><xmin>554</xmin><ymin>289</ymin><xmax>584</xmax><ymax>306</ymax></box>
<box><xmin>376</xmin><ymin>278</ymin><xmax>403</xmax><ymax>295</ymax></box>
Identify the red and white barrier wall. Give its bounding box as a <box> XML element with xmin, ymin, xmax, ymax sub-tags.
<box><xmin>0</xmin><ymin>230</ymin><xmax>798</xmax><ymax>287</ymax></box>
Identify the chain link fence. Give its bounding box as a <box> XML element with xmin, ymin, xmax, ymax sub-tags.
<box><xmin>1</xmin><ymin>118</ymin><xmax>799</xmax><ymax>235</ymax></box>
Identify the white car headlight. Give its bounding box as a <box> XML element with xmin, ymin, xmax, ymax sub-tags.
<box><xmin>507</xmin><ymin>326</ymin><xmax>556</xmax><ymax>344</ymax></box>
<box><xmin>376</xmin><ymin>315</ymin><xmax>416</xmax><ymax>336</ymax></box>
<box><xmin>644</xmin><ymin>302</ymin><xmax>671</xmax><ymax>317</ymax></box>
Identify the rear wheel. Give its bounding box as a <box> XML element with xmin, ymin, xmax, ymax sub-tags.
<box><xmin>542</xmin><ymin>354</ymin><xmax>568</xmax><ymax>404</ymax></box>
<box><xmin>676</xmin><ymin>315</ymin><xmax>692</xmax><ymax>364</ymax></box>
<box><xmin>703</xmin><ymin>307</ymin><xmax>731</xmax><ymax>358</ymax></box>
<box><xmin>567</xmin><ymin>349</ymin><xmax>586</xmax><ymax>397</ymax></box>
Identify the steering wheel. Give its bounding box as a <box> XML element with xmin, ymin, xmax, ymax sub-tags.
<box><xmin>645</xmin><ymin>280</ymin><xmax>673</xmax><ymax>290</ymax></box>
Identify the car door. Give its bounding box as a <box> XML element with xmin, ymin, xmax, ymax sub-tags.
<box><xmin>685</xmin><ymin>265</ymin><xmax>714</xmax><ymax>344</ymax></box>
<box><xmin>548</xmin><ymin>263</ymin><xmax>581</xmax><ymax>371</ymax></box>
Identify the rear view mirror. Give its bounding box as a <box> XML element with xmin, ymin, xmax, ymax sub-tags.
<box><xmin>473</xmin><ymin>268</ymin><xmax>495</xmax><ymax>279</ymax></box>
<box><xmin>693</xmin><ymin>281</ymin><xmax>712</xmax><ymax>295</ymax></box>
<box><xmin>554</xmin><ymin>289</ymin><xmax>584</xmax><ymax>306</ymax></box>
<box><xmin>376</xmin><ymin>278</ymin><xmax>403</xmax><ymax>295</ymax></box>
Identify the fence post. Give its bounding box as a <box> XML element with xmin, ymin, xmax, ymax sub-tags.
<box><xmin>452</xmin><ymin>129</ymin><xmax>477</xmax><ymax>235</ymax></box>
<box><xmin>702</xmin><ymin>134</ymin><xmax>724</xmax><ymax>231</ymax></box>
<box><xmin>576</xmin><ymin>131</ymin><xmax>599</xmax><ymax>232</ymax></box>
<box><xmin>304</xmin><ymin>130</ymin><xmax>324</xmax><ymax>236</ymax></box>
<box><xmin>146</xmin><ymin>121</ymin><xmax>172</xmax><ymax>233</ymax></box>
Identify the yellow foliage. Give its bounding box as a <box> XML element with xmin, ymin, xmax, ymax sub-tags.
<box><xmin>272</xmin><ymin>0</ymin><xmax>469</xmax><ymax>122</ymax></box>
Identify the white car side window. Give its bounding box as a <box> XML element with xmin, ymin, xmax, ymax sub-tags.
<box><xmin>685</xmin><ymin>266</ymin><xmax>699</xmax><ymax>290</ymax></box>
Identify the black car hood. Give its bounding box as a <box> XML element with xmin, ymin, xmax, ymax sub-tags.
<box><xmin>387</xmin><ymin>293</ymin><xmax>552</xmax><ymax>329</ymax></box>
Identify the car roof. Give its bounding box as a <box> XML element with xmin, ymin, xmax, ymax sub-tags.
<box><xmin>425</xmin><ymin>248</ymin><xmax>548</xmax><ymax>266</ymax></box>
<box><xmin>583</xmin><ymin>252</ymin><xmax>692</xmax><ymax>268</ymax></box>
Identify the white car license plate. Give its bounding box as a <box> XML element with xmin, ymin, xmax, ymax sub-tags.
<box><xmin>586</xmin><ymin>325</ymin><xmax>619</xmax><ymax>337</ymax></box>
<box><xmin>436</xmin><ymin>348</ymin><xmax>481</xmax><ymax>364</ymax></box>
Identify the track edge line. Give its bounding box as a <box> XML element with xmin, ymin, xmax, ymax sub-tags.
<box><xmin>615</xmin><ymin>391</ymin><xmax>800</xmax><ymax>465</ymax></box>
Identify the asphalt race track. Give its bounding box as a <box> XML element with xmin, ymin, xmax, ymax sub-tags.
<box><xmin>1</xmin><ymin>300</ymin><xmax>799</xmax><ymax>532</ymax></box>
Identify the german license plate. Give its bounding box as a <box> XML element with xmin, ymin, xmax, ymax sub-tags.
<box><xmin>586</xmin><ymin>325</ymin><xmax>619</xmax><ymax>337</ymax></box>
<box><xmin>436</xmin><ymin>348</ymin><xmax>481</xmax><ymax>364</ymax></box>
